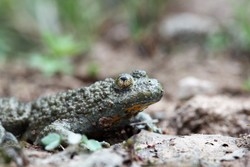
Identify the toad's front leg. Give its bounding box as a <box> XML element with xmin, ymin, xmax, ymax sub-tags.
<box><xmin>130</xmin><ymin>112</ymin><xmax>162</xmax><ymax>134</ymax></box>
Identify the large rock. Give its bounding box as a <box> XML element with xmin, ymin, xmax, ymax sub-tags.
<box><xmin>134</xmin><ymin>131</ymin><xmax>249</xmax><ymax>167</ymax></box>
<box><xmin>159</xmin><ymin>13</ymin><xmax>219</xmax><ymax>42</ymax></box>
<box><xmin>171</xmin><ymin>95</ymin><xmax>250</xmax><ymax>136</ymax></box>
<box><xmin>177</xmin><ymin>76</ymin><xmax>217</xmax><ymax>99</ymax></box>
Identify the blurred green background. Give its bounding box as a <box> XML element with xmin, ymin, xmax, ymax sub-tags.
<box><xmin>0</xmin><ymin>0</ymin><xmax>250</xmax><ymax>77</ymax></box>
<box><xmin>0</xmin><ymin>0</ymin><xmax>165</xmax><ymax>76</ymax></box>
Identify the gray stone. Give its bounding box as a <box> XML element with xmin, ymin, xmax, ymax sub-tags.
<box><xmin>177</xmin><ymin>76</ymin><xmax>217</xmax><ymax>99</ymax></box>
<box><xmin>159</xmin><ymin>13</ymin><xmax>219</xmax><ymax>41</ymax></box>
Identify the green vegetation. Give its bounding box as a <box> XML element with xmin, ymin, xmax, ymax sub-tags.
<box><xmin>29</xmin><ymin>33</ymin><xmax>81</xmax><ymax>76</ymax></box>
<box><xmin>205</xmin><ymin>31</ymin><xmax>230</xmax><ymax>52</ymax></box>
<box><xmin>0</xmin><ymin>0</ymin><xmax>167</xmax><ymax>76</ymax></box>
<box><xmin>80</xmin><ymin>135</ymin><xmax>102</xmax><ymax>151</ymax></box>
<box><xmin>41</xmin><ymin>133</ymin><xmax>102</xmax><ymax>151</ymax></box>
<box><xmin>243</xmin><ymin>78</ymin><xmax>250</xmax><ymax>91</ymax></box>
<box><xmin>123</xmin><ymin>0</ymin><xmax>165</xmax><ymax>41</ymax></box>
<box><xmin>204</xmin><ymin>0</ymin><xmax>250</xmax><ymax>53</ymax></box>
<box><xmin>0</xmin><ymin>0</ymin><xmax>106</xmax><ymax>75</ymax></box>
<box><xmin>87</xmin><ymin>62</ymin><xmax>100</xmax><ymax>78</ymax></box>
<box><xmin>41</xmin><ymin>133</ymin><xmax>61</xmax><ymax>151</ymax></box>
<box><xmin>233</xmin><ymin>0</ymin><xmax>250</xmax><ymax>51</ymax></box>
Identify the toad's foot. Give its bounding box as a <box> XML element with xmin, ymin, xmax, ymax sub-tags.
<box><xmin>130</xmin><ymin>112</ymin><xmax>162</xmax><ymax>134</ymax></box>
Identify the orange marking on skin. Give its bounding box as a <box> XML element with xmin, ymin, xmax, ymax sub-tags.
<box><xmin>99</xmin><ymin>103</ymin><xmax>153</xmax><ymax>128</ymax></box>
<box><xmin>125</xmin><ymin>103</ymin><xmax>153</xmax><ymax>115</ymax></box>
<box><xmin>110</xmin><ymin>115</ymin><xmax>121</xmax><ymax>123</ymax></box>
<box><xmin>99</xmin><ymin>115</ymin><xmax>121</xmax><ymax>128</ymax></box>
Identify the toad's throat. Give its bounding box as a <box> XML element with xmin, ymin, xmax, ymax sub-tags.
<box><xmin>125</xmin><ymin>102</ymin><xmax>153</xmax><ymax>116</ymax></box>
<box><xmin>98</xmin><ymin>103</ymin><xmax>153</xmax><ymax>128</ymax></box>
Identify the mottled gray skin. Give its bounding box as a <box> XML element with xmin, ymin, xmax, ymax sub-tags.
<box><xmin>0</xmin><ymin>70</ymin><xmax>163</xmax><ymax>144</ymax></box>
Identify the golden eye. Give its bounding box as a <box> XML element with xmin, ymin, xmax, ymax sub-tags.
<box><xmin>115</xmin><ymin>74</ymin><xmax>134</xmax><ymax>89</ymax></box>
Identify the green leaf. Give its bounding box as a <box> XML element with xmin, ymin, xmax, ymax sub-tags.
<box><xmin>41</xmin><ymin>133</ymin><xmax>61</xmax><ymax>151</ymax></box>
<box><xmin>42</xmin><ymin>33</ymin><xmax>82</xmax><ymax>57</ymax></box>
<box><xmin>81</xmin><ymin>135</ymin><xmax>88</xmax><ymax>143</ymax></box>
<box><xmin>243</xmin><ymin>78</ymin><xmax>250</xmax><ymax>91</ymax></box>
<box><xmin>28</xmin><ymin>53</ymin><xmax>73</xmax><ymax>76</ymax></box>
<box><xmin>82</xmin><ymin>139</ymin><xmax>102</xmax><ymax>151</ymax></box>
<box><xmin>87</xmin><ymin>62</ymin><xmax>100</xmax><ymax>78</ymax></box>
<box><xmin>80</xmin><ymin>135</ymin><xmax>102</xmax><ymax>151</ymax></box>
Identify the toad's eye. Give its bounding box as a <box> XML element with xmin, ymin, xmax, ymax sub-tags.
<box><xmin>115</xmin><ymin>74</ymin><xmax>134</xmax><ymax>90</ymax></box>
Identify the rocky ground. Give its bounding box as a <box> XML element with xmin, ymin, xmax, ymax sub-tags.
<box><xmin>1</xmin><ymin>43</ymin><xmax>250</xmax><ymax>167</ymax></box>
<box><xmin>1</xmin><ymin>0</ymin><xmax>250</xmax><ymax>166</ymax></box>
